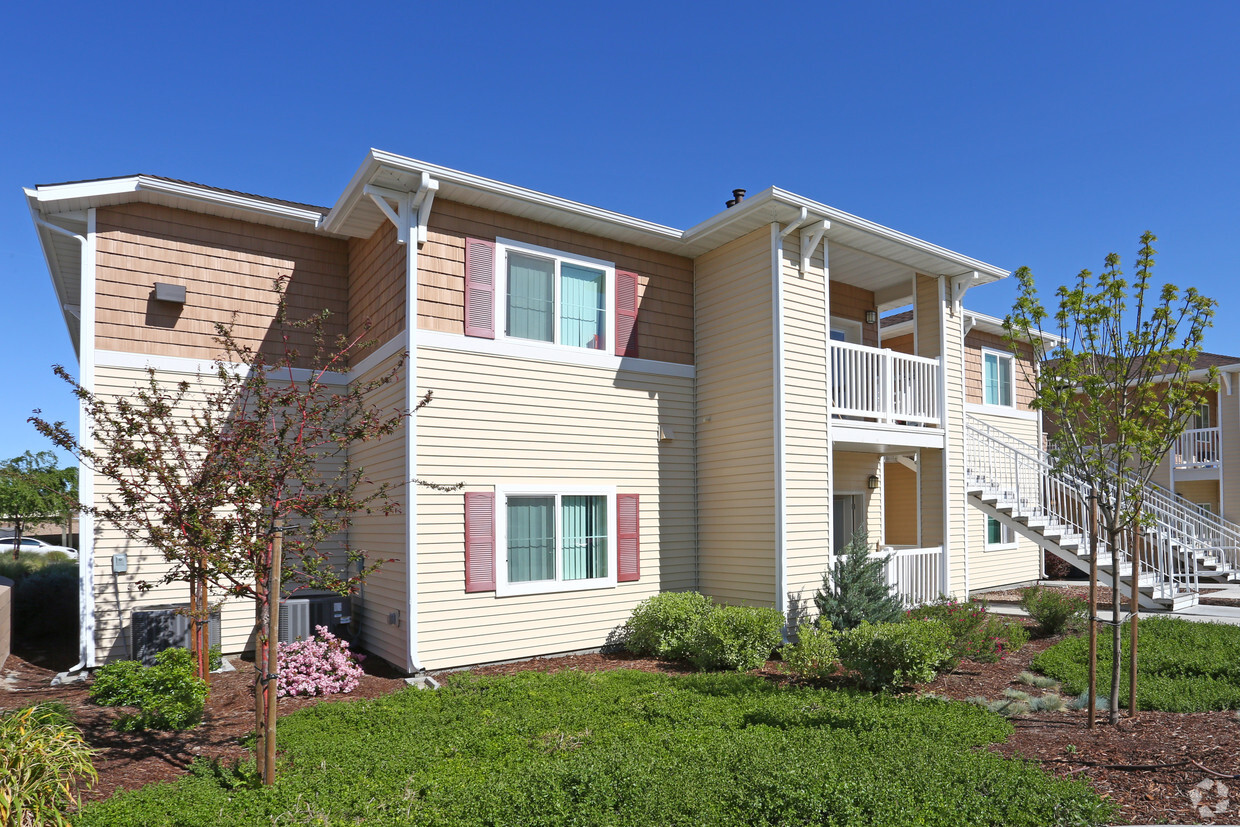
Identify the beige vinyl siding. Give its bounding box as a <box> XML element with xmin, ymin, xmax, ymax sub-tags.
<box><xmin>413</xmin><ymin>347</ymin><xmax>695</xmax><ymax>670</ymax></box>
<box><xmin>89</xmin><ymin>364</ymin><xmax>256</xmax><ymax>661</ymax></box>
<box><xmin>419</xmin><ymin>200</ymin><xmax>696</xmax><ymax>365</ymax></box>
<box><xmin>915</xmin><ymin>276</ymin><xmax>944</xmax><ymax>554</ymax></box>
<box><xmin>966</xmin><ymin>410</ymin><xmax>1043</xmax><ymax>591</ymax></box>
<box><xmin>1222</xmin><ymin>388</ymin><xmax>1240</xmax><ymax>522</ymax></box>
<box><xmin>694</xmin><ymin>228</ymin><xmax>776</xmax><ymax>606</ymax></box>
<box><xmin>781</xmin><ymin>233</ymin><xmax>831</xmax><ymax>617</ymax></box>
<box><xmin>347</xmin><ymin>347</ymin><xmax>409</xmax><ymax>668</ymax></box>
<box><xmin>883</xmin><ymin>460</ymin><xmax>919</xmax><ymax>546</ymax></box>
<box><xmin>95</xmin><ymin>203</ymin><xmax>348</xmax><ymax>367</ymax></box>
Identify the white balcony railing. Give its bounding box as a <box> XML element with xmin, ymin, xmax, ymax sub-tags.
<box><xmin>830</xmin><ymin>342</ymin><xmax>941</xmax><ymax>426</ymax></box>
<box><xmin>879</xmin><ymin>546</ymin><xmax>943</xmax><ymax>607</ymax></box>
<box><xmin>1174</xmin><ymin>427</ymin><xmax>1221</xmax><ymax>470</ymax></box>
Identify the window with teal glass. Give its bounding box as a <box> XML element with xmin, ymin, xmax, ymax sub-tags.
<box><xmin>561</xmin><ymin>495</ymin><xmax>608</xmax><ymax>580</ymax></box>
<box><xmin>986</xmin><ymin>515</ymin><xmax>1013</xmax><ymax>548</ymax></box>
<box><xmin>499</xmin><ymin>489</ymin><xmax>614</xmax><ymax>593</ymax></box>
<box><xmin>983</xmin><ymin>351</ymin><xmax>1013</xmax><ymax>407</ymax></box>
<box><xmin>503</xmin><ymin>245</ymin><xmax>607</xmax><ymax>350</ymax></box>
<box><xmin>507</xmin><ymin>496</ymin><xmax>555</xmax><ymax>582</ymax></box>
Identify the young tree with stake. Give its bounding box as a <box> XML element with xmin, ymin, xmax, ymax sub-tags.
<box><xmin>1005</xmin><ymin>232</ymin><xmax>1215</xmax><ymax>725</ymax></box>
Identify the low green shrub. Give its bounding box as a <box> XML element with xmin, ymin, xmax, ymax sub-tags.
<box><xmin>1019</xmin><ymin>586</ymin><xmax>1087</xmax><ymax>636</ymax></box>
<box><xmin>12</xmin><ymin>561</ymin><xmax>78</xmax><ymax>643</ymax></box>
<box><xmin>622</xmin><ymin>591</ymin><xmax>714</xmax><ymax>660</ymax></box>
<box><xmin>78</xmin><ymin>669</ymin><xmax>1114</xmax><ymax>826</ymax></box>
<box><xmin>1033</xmin><ymin>616</ymin><xmax>1240</xmax><ymax>712</ymax></box>
<box><xmin>906</xmin><ymin>598</ymin><xmax>1028</xmax><ymax>668</ymax></box>
<box><xmin>0</xmin><ymin>703</ymin><xmax>97</xmax><ymax>826</ymax></box>
<box><xmin>89</xmin><ymin>647</ymin><xmax>208</xmax><ymax>730</ymax></box>
<box><xmin>814</xmin><ymin>529</ymin><xmax>905</xmax><ymax>631</ymax></box>
<box><xmin>836</xmin><ymin>619</ymin><xmax>953</xmax><ymax>690</ymax></box>
<box><xmin>687</xmin><ymin>605</ymin><xmax>785</xmax><ymax>671</ymax></box>
<box><xmin>780</xmin><ymin>622</ymin><xmax>837</xmax><ymax>681</ymax></box>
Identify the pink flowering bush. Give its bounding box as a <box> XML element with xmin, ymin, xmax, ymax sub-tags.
<box><xmin>276</xmin><ymin>626</ymin><xmax>364</xmax><ymax>697</ymax></box>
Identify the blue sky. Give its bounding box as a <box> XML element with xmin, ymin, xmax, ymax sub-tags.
<box><xmin>2</xmin><ymin>0</ymin><xmax>1237</xmax><ymax>463</ymax></box>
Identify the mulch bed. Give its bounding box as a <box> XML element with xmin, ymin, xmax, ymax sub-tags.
<box><xmin>4</xmin><ymin>625</ymin><xmax>1238</xmax><ymax>824</ymax></box>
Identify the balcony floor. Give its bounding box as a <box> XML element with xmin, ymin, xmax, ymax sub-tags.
<box><xmin>830</xmin><ymin>417</ymin><xmax>945</xmax><ymax>453</ymax></box>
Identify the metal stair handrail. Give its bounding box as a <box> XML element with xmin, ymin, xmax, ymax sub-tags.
<box><xmin>967</xmin><ymin>416</ymin><xmax>1240</xmax><ymax>575</ymax></box>
<box><xmin>965</xmin><ymin>418</ymin><xmax>1199</xmax><ymax>601</ymax></box>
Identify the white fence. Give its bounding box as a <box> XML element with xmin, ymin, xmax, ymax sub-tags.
<box><xmin>1174</xmin><ymin>427</ymin><xmax>1221</xmax><ymax>469</ymax></box>
<box><xmin>830</xmin><ymin>342</ymin><xmax>941</xmax><ymax>426</ymax></box>
<box><xmin>879</xmin><ymin>546</ymin><xmax>943</xmax><ymax>607</ymax></box>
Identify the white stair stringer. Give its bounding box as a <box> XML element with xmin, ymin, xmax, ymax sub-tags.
<box><xmin>963</xmin><ymin>417</ymin><xmax>1234</xmax><ymax>613</ymax></box>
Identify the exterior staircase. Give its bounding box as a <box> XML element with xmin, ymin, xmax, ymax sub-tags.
<box><xmin>964</xmin><ymin>416</ymin><xmax>1240</xmax><ymax>612</ymax></box>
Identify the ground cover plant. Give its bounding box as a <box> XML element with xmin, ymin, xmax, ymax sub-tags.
<box><xmin>1032</xmin><ymin>616</ymin><xmax>1240</xmax><ymax>712</ymax></box>
<box><xmin>77</xmin><ymin>669</ymin><xmax>1111</xmax><ymax>826</ymax></box>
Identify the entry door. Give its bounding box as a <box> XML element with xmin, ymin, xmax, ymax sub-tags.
<box><xmin>833</xmin><ymin>494</ymin><xmax>859</xmax><ymax>554</ymax></box>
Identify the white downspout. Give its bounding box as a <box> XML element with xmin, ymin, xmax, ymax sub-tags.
<box><xmin>404</xmin><ymin>192</ymin><xmax>423</xmax><ymax>674</ymax></box>
<box><xmin>938</xmin><ymin>275</ymin><xmax>952</xmax><ymax>597</ymax></box>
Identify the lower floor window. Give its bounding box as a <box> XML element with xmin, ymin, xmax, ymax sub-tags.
<box><xmin>986</xmin><ymin>515</ymin><xmax>1014</xmax><ymax>548</ymax></box>
<box><xmin>499</xmin><ymin>487</ymin><xmax>615</xmax><ymax>594</ymax></box>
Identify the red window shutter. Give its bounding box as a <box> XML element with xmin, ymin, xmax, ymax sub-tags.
<box><xmin>464</xmin><ymin>492</ymin><xmax>496</xmax><ymax>592</ymax></box>
<box><xmin>615</xmin><ymin>269</ymin><xmax>639</xmax><ymax>357</ymax></box>
<box><xmin>617</xmin><ymin>493</ymin><xmax>640</xmax><ymax>582</ymax></box>
<box><xmin>464</xmin><ymin>238</ymin><xmax>496</xmax><ymax>339</ymax></box>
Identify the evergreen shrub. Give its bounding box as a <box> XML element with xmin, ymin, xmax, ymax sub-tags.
<box><xmin>687</xmin><ymin>605</ymin><xmax>785</xmax><ymax>671</ymax></box>
<box><xmin>814</xmin><ymin>529</ymin><xmax>904</xmax><ymax>631</ymax></box>
<box><xmin>780</xmin><ymin>622</ymin><xmax>837</xmax><ymax>681</ymax></box>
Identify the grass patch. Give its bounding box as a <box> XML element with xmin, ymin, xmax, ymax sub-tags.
<box><xmin>1033</xmin><ymin>616</ymin><xmax>1240</xmax><ymax>712</ymax></box>
<box><xmin>81</xmin><ymin>670</ymin><xmax>1111</xmax><ymax>826</ymax></box>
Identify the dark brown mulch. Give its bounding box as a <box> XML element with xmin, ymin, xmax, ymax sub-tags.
<box><xmin>0</xmin><ymin>652</ymin><xmax>408</xmax><ymax>804</ymax></box>
<box><xmin>5</xmin><ymin>629</ymin><xmax>1239</xmax><ymax>824</ymax></box>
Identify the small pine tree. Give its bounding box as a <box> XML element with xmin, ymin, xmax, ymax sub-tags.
<box><xmin>814</xmin><ymin>529</ymin><xmax>904</xmax><ymax>631</ymax></box>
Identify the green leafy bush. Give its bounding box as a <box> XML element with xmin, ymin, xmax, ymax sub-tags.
<box><xmin>687</xmin><ymin>605</ymin><xmax>785</xmax><ymax>671</ymax></box>
<box><xmin>1033</xmin><ymin>616</ymin><xmax>1240</xmax><ymax>712</ymax></box>
<box><xmin>781</xmin><ymin>622</ymin><xmax>837</xmax><ymax>681</ymax></box>
<box><xmin>1</xmin><ymin>703</ymin><xmax>97</xmax><ymax>826</ymax></box>
<box><xmin>907</xmin><ymin>598</ymin><xmax>1028</xmax><ymax>668</ymax></box>
<box><xmin>78</xmin><ymin>669</ymin><xmax>1112</xmax><ymax>826</ymax></box>
<box><xmin>12</xmin><ymin>561</ymin><xmax>78</xmax><ymax>643</ymax></box>
<box><xmin>622</xmin><ymin>591</ymin><xmax>714</xmax><ymax>660</ymax></box>
<box><xmin>89</xmin><ymin>647</ymin><xmax>208</xmax><ymax>730</ymax></box>
<box><xmin>837</xmin><ymin>619</ymin><xmax>953</xmax><ymax>690</ymax></box>
<box><xmin>814</xmin><ymin>529</ymin><xmax>905</xmax><ymax>631</ymax></box>
<box><xmin>1019</xmin><ymin>586</ymin><xmax>1087</xmax><ymax>636</ymax></box>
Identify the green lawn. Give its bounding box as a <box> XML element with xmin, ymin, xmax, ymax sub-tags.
<box><xmin>80</xmin><ymin>669</ymin><xmax>1111</xmax><ymax>826</ymax></box>
<box><xmin>1033</xmin><ymin>616</ymin><xmax>1240</xmax><ymax>712</ymax></box>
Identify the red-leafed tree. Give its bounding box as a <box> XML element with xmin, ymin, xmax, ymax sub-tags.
<box><xmin>31</xmin><ymin>279</ymin><xmax>453</xmax><ymax>783</ymax></box>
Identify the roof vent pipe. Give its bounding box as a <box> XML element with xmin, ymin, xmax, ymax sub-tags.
<box><xmin>725</xmin><ymin>188</ymin><xmax>746</xmax><ymax>208</ymax></box>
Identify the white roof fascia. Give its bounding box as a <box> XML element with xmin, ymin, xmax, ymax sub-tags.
<box><xmin>25</xmin><ymin>190</ymin><xmax>83</xmax><ymax>355</ymax></box>
<box><xmin>323</xmin><ymin>150</ymin><xmax>684</xmax><ymax>243</ymax></box>
<box><xmin>964</xmin><ymin>308</ymin><xmax>1066</xmax><ymax>346</ymax></box>
<box><xmin>30</xmin><ymin>176</ymin><xmax>325</xmax><ymax>226</ymax></box>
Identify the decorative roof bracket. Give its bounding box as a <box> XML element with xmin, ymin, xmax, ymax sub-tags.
<box><xmin>950</xmin><ymin>271</ymin><xmax>982</xmax><ymax>312</ymax></box>
<box><xmin>363</xmin><ymin>175</ymin><xmax>440</xmax><ymax>246</ymax></box>
<box><xmin>799</xmin><ymin>220</ymin><xmax>830</xmax><ymax>276</ymax></box>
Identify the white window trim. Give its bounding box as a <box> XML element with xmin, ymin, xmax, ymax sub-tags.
<box><xmin>984</xmin><ymin>515</ymin><xmax>1017</xmax><ymax>551</ymax></box>
<box><xmin>496</xmin><ymin>237</ymin><xmax>615</xmax><ymax>357</ymax></box>
<box><xmin>494</xmin><ymin>484</ymin><xmax>617</xmax><ymax>597</ymax></box>
<box><xmin>829</xmin><ymin>317</ymin><xmax>863</xmax><ymax>344</ymax></box>
<box><xmin>981</xmin><ymin>347</ymin><xmax>1016</xmax><ymax>409</ymax></box>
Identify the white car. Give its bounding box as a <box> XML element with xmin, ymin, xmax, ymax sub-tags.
<box><xmin>0</xmin><ymin>537</ymin><xmax>78</xmax><ymax>559</ymax></box>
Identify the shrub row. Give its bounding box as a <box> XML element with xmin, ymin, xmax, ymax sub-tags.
<box><xmin>623</xmin><ymin>592</ymin><xmax>784</xmax><ymax>671</ymax></box>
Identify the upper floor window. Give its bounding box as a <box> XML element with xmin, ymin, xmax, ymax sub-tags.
<box><xmin>501</xmin><ymin>240</ymin><xmax>613</xmax><ymax>351</ymax></box>
<box><xmin>1193</xmin><ymin>402</ymin><xmax>1212</xmax><ymax>430</ymax></box>
<box><xmin>982</xmin><ymin>349</ymin><xmax>1013</xmax><ymax>407</ymax></box>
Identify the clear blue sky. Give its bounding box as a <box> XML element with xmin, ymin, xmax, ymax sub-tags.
<box><xmin>3</xmin><ymin>0</ymin><xmax>1237</xmax><ymax>463</ymax></box>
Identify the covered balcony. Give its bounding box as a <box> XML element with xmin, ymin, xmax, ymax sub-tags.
<box><xmin>1173</xmin><ymin>427</ymin><xmax>1221</xmax><ymax>479</ymax></box>
<box><xmin>830</xmin><ymin>341</ymin><xmax>944</xmax><ymax>451</ymax></box>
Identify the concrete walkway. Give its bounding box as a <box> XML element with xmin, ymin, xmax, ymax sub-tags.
<box><xmin>987</xmin><ymin>580</ymin><xmax>1240</xmax><ymax>626</ymax></box>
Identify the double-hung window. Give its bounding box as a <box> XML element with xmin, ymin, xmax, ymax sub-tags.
<box><xmin>985</xmin><ymin>515</ymin><xmax>1015</xmax><ymax>549</ymax></box>
<box><xmin>982</xmin><ymin>349</ymin><xmax>1014</xmax><ymax>408</ymax></box>
<box><xmin>500</xmin><ymin>239</ymin><xmax>613</xmax><ymax>352</ymax></box>
<box><xmin>496</xmin><ymin>486</ymin><xmax>617</xmax><ymax>596</ymax></box>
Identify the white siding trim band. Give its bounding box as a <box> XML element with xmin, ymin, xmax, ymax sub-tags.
<box><xmin>417</xmin><ymin>330</ymin><xmax>695</xmax><ymax>379</ymax></box>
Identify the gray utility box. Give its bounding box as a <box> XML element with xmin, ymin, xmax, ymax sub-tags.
<box><xmin>131</xmin><ymin>604</ymin><xmax>221</xmax><ymax>666</ymax></box>
<box><xmin>278</xmin><ymin>592</ymin><xmax>353</xmax><ymax>645</ymax></box>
